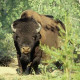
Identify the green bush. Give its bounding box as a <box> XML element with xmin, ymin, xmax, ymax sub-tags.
<box><xmin>0</xmin><ymin>30</ymin><xmax>16</xmax><ymax>56</ymax></box>
<box><xmin>0</xmin><ymin>28</ymin><xmax>16</xmax><ymax>66</ymax></box>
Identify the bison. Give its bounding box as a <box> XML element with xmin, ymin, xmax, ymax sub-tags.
<box><xmin>11</xmin><ymin>18</ymin><xmax>43</xmax><ymax>74</ymax></box>
<box><xmin>11</xmin><ymin>10</ymin><xmax>65</xmax><ymax>74</ymax></box>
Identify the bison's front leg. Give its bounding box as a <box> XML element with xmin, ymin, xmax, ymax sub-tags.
<box><xmin>17</xmin><ymin>54</ymin><xmax>23</xmax><ymax>74</ymax></box>
<box><xmin>32</xmin><ymin>47</ymin><xmax>42</xmax><ymax>74</ymax></box>
<box><xmin>17</xmin><ymin>53</ymin><xmax>28</xmax><ymax>74</ymax></box>
<box><xmin>20</xmin><ymin>54</ymin><xmax>30</xmax><ymax>74</ymax></box>
<box><xmin>13</xmin><ymin>41</ymin><xmax>23</xmax><ymax>74</ymax></box>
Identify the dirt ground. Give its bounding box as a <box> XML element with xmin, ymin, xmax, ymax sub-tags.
<box><xmin>0</xmin><ymin>58</ymin><xmax>62</xmax><ymax>80</ymax></box>
<box><xmin>0</xmin><ymin>58</ymin><xmax>18</xmax><ymax>75</ymax></box>
<box><xmin>0</xmin><ymin>67</ymin><xmax>17</xmax><ymax>75</ymax></box>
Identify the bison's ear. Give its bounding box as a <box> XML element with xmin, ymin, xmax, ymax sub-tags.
<box><xmin>36</xmin><ymin>33</ymin><xmax>41</xmax><ymax>41</ymax></box>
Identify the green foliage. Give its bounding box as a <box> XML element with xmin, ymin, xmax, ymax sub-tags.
<box><xmin>40</xmin><ymin>14</ymin><xmax>80</xmax><ymax>79</ymax></box>
<box><xmin>0</xmin><ymin>0</ymin><xmax>30</xmax><ymax>32</ymax></box>
<box><xmin>0</xmin><ymin>28</ymin><xmax>15</xmax><ymax>57</ymax></box>
<box><xmin>0</xmin><ymin>0</ymin><xmax>80</xmax><ymax>79</ymax></box>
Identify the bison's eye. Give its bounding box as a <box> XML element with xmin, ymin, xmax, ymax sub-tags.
<box><xmin>32</xmin><ymin>35</ymin><xmax>37</xmax><ymax>40</ymax></box>
<box><xmin>16</xmin><ymin>35</ymin><xmax>20</xmax><ymax>40</ymax></box>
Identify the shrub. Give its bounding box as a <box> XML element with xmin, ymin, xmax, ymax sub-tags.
<box><xmin>40</xmin><ymin>15</ymin><xmax>80</xmax><ymax>79</ymax></box>
<box><xmin>0</xmin><ymin>28</ymin><xmax>16</xmax><ymax>66</ymax></box>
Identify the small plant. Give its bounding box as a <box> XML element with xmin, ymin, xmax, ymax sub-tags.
<box><xmin>0</xmin><ymin>28</ymin><xmax>16</xmax><ymax>66</ymax></box>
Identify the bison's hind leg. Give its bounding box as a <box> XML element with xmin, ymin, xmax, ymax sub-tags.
<box><xmin>33</xmin><ymin>64</ymin><xmax>40</xmax><ymax>74</ymax></box>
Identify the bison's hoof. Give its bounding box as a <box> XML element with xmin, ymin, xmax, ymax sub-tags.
<box><xmin>16</xmin><ymin>68</ymin><xmax>23</xmax><ymax>75</ymax></box>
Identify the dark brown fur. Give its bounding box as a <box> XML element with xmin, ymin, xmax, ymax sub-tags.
<box><xmin>21</xmin><ymin>10</ymin><xmax>65</xmax><ymax>31</ymax></box>
<box><xmin>12</xmin><ymin>18</ymin><xmax>42</xmax><ymax>74</ymax></box>
<box><xmin>21</xmin><ymin>10</ymin><xmax>65</xmax><ymax>48</ymax></box>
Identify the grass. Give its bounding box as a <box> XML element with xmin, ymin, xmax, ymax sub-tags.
<box><xmin>0</xmin><ymin>63</ymin><xmax>80</xmax><ymax>80</ymax></box>
<box><xmin>0</xmin><ymin>72</ymin><xmax>80</xmax><ymax>80</ymax></box>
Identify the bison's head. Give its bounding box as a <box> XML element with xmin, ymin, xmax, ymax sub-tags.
<box><xmin>11</xmin><ymin>18</ymin><xmax>41</xmax><ymax>55</ymax></box>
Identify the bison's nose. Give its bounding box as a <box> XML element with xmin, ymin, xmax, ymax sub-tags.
<box><xmin>21</xmin><ymin>47</ymin><xmax>31</xmax><ymax>54</ymax></box>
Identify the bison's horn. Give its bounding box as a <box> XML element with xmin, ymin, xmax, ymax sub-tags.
<box><xmin>36</xmin><ymin>23</ymin><xmax>42</xmax><ymax>33</ymax></box>
<box><xmin>11</xmin><ymin>23</ymin><xmax>16</xmax><ymax>32</ymax></box>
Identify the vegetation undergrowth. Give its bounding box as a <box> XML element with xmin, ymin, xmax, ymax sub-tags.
<box><xmin>40</xmin><ymin>14</ymin><xmax>80</xmax><ymax>80</ymax></box>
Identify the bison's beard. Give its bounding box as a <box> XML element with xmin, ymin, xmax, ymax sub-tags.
<box><xmin>20</xmin><ymin>53</ymin><xmax>30</xmax><ymax>64</ymax></box>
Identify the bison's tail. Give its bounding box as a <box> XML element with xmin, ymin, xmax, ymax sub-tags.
<box><xmin>56</xmin><ymin>20</ymin><xmax>65</xmax><ymax>31</ymax></box>
<box><xmin>55</xmin><ymin>20</ymin><xmax>66</xmax><ymax>36</ymax></box>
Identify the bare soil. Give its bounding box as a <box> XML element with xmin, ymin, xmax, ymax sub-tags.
<box><xmin>0</xmin><ymin>58</ymin><xmax>62</xmax><ymax>80</ymax></box>
<box><xmin>0</xmin><ymin>58</ymin><xmax>18</xmax><ymax>75</ymax></box>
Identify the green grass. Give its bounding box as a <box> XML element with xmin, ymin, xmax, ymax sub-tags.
<box><xmin>0</xmin><ymin>66</ymin><xmax>80</xmax><ymax>80</ymax></box>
